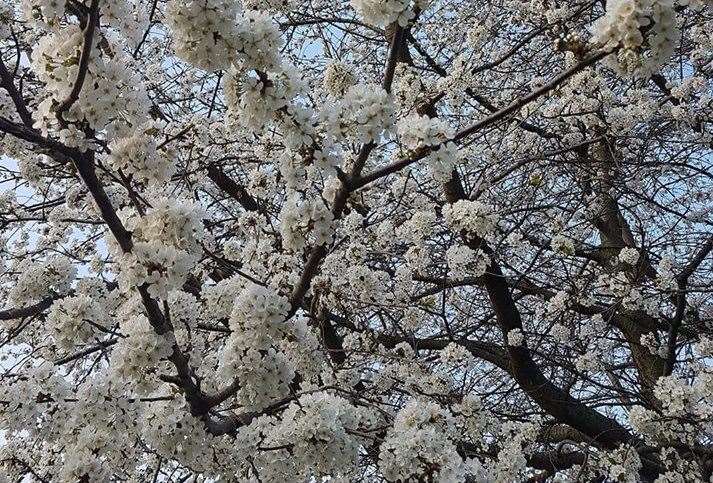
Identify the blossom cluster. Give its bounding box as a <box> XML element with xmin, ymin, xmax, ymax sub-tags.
<box><xmin>266</xmin><ymin>394</ymin><xmax>360</xmax><ymax>479</ymax></box>
<box><xmin>446</xmin><ymin>244</ymin><xmax>488</xmax><ymax>279</ymax></box>
<box><xmin>118</xmin><ymin>198</ymin><xmax>205</xmax><ymax>299</ymax></box>
<box><xmin>351</xmin><ymin>0</ymin><xmax>418</xmax><ymax>27</ymax></box>
<box><xmin>7</xmin><ymin>256</ymin><xmax>76</xmax><ymax>306</ymax></box>
<box><xmin>443</xmin><ymin>199</ymin><xmax>498</xmax><ymax>239</ymax></box>
<box><xmin>218</xmin><ymin>284</ymin><xmax>295</xmax><ymax>410</ymax></box>
<box><xmin>107</xmin><ymin>129</ymin><xmax>175</xmax><ymax>186</ymax></box>
<box><xmin>379</xmin><ymin>400</ymin><xmax>466</xmax><ymax>482</ymax></box>
<box><xmin>323</xmin><ymin>62</ymin><xmax>356</xmax><ymax>97</ymax></box>
<box><xmin>47</xmin><ymin>295</ymin><xmax>104</xmax><ymax>350</ymax></box>
<box><xmin>225</xmin><ymin>67</ymin><xmax>304</xmax><ymax>131</ymax></box>
<box><xmin>110</xmin><ymin>315</ymin><xmax>173</xmax><ymax>395</ymax></box>
<box><xmin>165</xmin><ymin>1</ymin><xmax>282</xmax><ymax>72</ymax></box>
<box><xmin>593</xmin><ymin>0</ymin><xmax>679</xmax><ymax>75</ymax></box>
<box><xmin>279</xmin><ymin>195</ymin><xmax>336</xmax><ymax>252</ymax></box>
<box><xmin>31</xmin><ymin>25</ymin><xmax>148</xmax><ymax>135</ymax></box>
<box><xmin>324</xmin><ymin>84</ymin><xmax>395</xmax><ymax>144</ymax></box>
<box><xmin>398</xmin><ymin>114</ymin><xmax>453</xmax><ymax>149</ymax></box>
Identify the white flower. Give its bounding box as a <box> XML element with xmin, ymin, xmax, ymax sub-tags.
<box><xmin>446</xmin><ymin>245</ymin><xmax>488</xmax><ymax>279</ymax></box>
<box><xmin>47</xmin><ymin>295</ymin><xmax>104</xmax><ymax>350</ymax></box>
<box><xmin>116</xmin><ymin>198</ymin><xmax>204</xmax><ymax>299</ymax></box>
<box><xmin>8</xmin><ymin>257</ymin><xmax>76</xmax><ymax>305</ymax></box>
<box><xmin>443</xmin><ymin>200</ymin><xmax>498</xmax><ymax>238</ymax></box>
<box><xmin>108</xmin><ymin>130</ymin><xmax>175</xmax><ymax>185</ymax></box>
<box><xmin>279</xmin><ymin>195</ymin><xmax>335</xmax><ymax>252</ymax></box>
<box><xmin>618</xmin><ymin>247</ymin><xmax>639</xmax><ymax>265</ymax></box>
<box><xmin>507</xmin><ymin>328</ymin><xmax>524</xmax><ymax>347</ymax></box>
<box><xmin>592</xmin><ymin>0</ymin><xmax>680</xmax><ymax>76</ymax></box>
<box><xmin>550</xmin><ymin>234</ymin><xmax>575</xmax><ymax>255</ymax></box>
<box><xmin>323</xmin><ymin>62</ymin><xmax>356</xmax><ymax>97</ymax></box>
<box><xmin>397</xmin><ymin>114</ymin><xmax>453</xmax><ymax>150</ymax></box>
<box><xmin>324</xmin><ymin>84</ymin><xmax>395</xmax><ymax>144</ymax></box>
<box><xmin>379</xmin><ymin>400</ymin><xmax>465</xmax><ymax>482</ymax></box>
<box><xmin>166</xmin><ymin>1</ymin><xmax>281</xmax><ymax>72</ymax></box>
<box><xmin>266</xmin><ymin>393</ymin><xmax>359</xmax><ymax>479</ymax></box>
<box><xmin>110</xmin><ymin>315</ymin><xmax>173</xmax><ymax>395</ymax></box>
<box><xmin>351</xmin><ymin>0</ymin><xmax>416</xmax><ymax>27</ymax></box>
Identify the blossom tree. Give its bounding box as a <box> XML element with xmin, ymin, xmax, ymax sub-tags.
<box><xmin>1</xmin><ymin>0</ymin><xmax>713</xmax><ymax>480</ymax></box>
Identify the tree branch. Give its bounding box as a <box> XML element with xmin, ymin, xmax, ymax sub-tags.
<box><xmin>55</xmin><ymin>0</ymin><xmax>100</xmax><ymax>122</ymax></box>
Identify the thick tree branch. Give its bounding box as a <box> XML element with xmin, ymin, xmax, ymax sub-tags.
<box><xmin>207</xmin><ymin>164</ymin><xmax>260</xmax><ymax>212</ymax></box>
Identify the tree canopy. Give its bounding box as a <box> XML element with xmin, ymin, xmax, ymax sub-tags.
<box><xmin>1</xmin><ymin>0</ymin><xmax>712</xmax><ymax>481</ymax></box>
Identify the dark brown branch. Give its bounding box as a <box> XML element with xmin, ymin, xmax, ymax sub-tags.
<box><xmin>207</xmin><ymin>164</ymin><xmax>259</xmax><ymax>212</ymax></box>
<box><xmin>0</xmin><ymin>56</ymin><xmax>33</xmax><ymax>126</ymax></box>
<box><xmin>0</xmin><ymin>117</ymin><xmax>78</xmax><ymax>160</ymax></box>
<box><xmin>382</xmin><ymin>24</ymin><xmax>405</xmax><ymax>93</ymax></box>
<box><xmin>0</xmin><ymin>297</ymin><xmax>54</xmax><ymax>321</ymax></box>
<box><xmin>54</xmin><ymin>338</ymin><xmax>118</xmax><ymax>365</ymax></box>
<box><xmin>55</xmin><ymin>0</ymin><xmax>100</xmax><ymax>122</ymax></box>
<box><xmin>352</xmin><ymin>49</ymin><xmax>613</xmax><ymax>190</ymax></box>
<box><xmin>452</xmin><ymin>49</ymin><xmax>612</xmax><ymax>142</ymax></box>
<box><xmin>678</xmin><ymin>235</ymin><xmax>713</xmax><ymax>283</ymax></box>
<box><xmin>443</xmin><ymin>170</ymin><xmax>635</xmax><ymax>451</ymax></box>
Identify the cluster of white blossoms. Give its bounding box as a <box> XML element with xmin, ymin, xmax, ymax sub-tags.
<box><xmin>133</xmin><ymin>198</ymin><xmax>205</xmax><ymax>253</ymax></box>
<box><xmin>225</xmin><ymin>67</ymin><xmax>303</xmax><ymax>130</ymax></box>
<box><xmin>0</xmin><ymin>3</ymin><xmax>9</xmax><ymax>43</ymax></box>
<box><xmin>618</xmin><ymin>246</ymin><xmax>640</xmax><ymax>265</ymax></box>
<box><xmin>46</xmin><ymin>295</ymin><xmax>104</xmax><ymax>350</ymax></box>
<box><xmin>7</xmin><ymin>256</ymin><xmax>76</xmax><ymax>305</ymax></box>
<box><xmin>140</xmin><ymin>398</ymin><xmax>217</xmax><ymax>472</ymax></box>
<box><xmin>446</xmin><ymin>244</ymin><xmax>488</xmax><ymax>279</ymax></box>
<box><xmin>110</xmin><ymin>315</ymin><xmax>173</xmax><ymax>395</ymax></box>
<box><xmin>393</xmin><ymin>64</ymin><xmax>434</xmax><ymax>112</ymax></box>
<box><xmin>165</xmin><ymin>0</ymin><xmax>241</xmax><ymax>71</ymax></box>
<box><xmin>593</xmin><ymin>0</ymin><xmax>679</xmax><ymax>75</ymax></box>
<box><xmin>23</xmin><ymin>0</ymin><xmax>142</xmax><ymax>39</ymax></box>
<box><xmin>166</xmin><ymin>0</ymin><xmax>281</xmax><ymax>72</ymax></box>
<box><xmin>265</xmin><ymin>393</ymin><xmax>360</xmax><ymax>479</ymax></box>
<box><xmin>397</xmin><ymin>209</ymin><xmax>436</xmax><ymax>243</ymax></box>
<box><xmin>324</xmin><ymin>84</ymin><xmax>395</xmax><ymax>144</ymax></box>
<box><xmin>350</xmin><ymin>0</ymin><xmax>420</xmax><ymax>27</ymax></box>
<box><xmin>656</xmin><ymin>255</ymin><xmax>677</xmax><ymax>290</ymax></box>
<box><xmin>640</xmin><ymin>331</ymin><xmax>668</xmax><ymax>358</ymax></box>
<box><xmin>20</xmin><ymin>0</ymin><xmax>66</xmax><ymax>28</ymax></box>
<box><xmin>550</xmin><ymin>233</ymin><xmax>576</xmax><ymax>255</ymax></box>
<box><xmin>100</xmin><ymin>0</ymin><xmax>145</xmax><ymax>43</ymax></box>
<box><xmin>202</xmin><ymin>275</ymin><xmax>247</xmax><ymax>319</ymax></box>
<box><xmin>230</xmin><ymin>283</ymin><xmax>290</xmax><ymax>347</ymax></box>
<box><xmin>443</xmin><ymin>199</ymin><xmax>498</xmax><ymax>239</ymax></box>
<box><xmin>396</xmin><ymin>114</ymin><xmax>459</xmax><ymax>180</ymax></box>
<box><xmin>507</xmin><ymin>328</ymin><xmax>525</xmax><ymax>346</ymax></box>
<box><xmin>243</xmin><ymin>0</ymin><xmax>295</xmax><ymax>11</ymax></box>
<box><xmin>397</xmin><ymin>113</ymin><xmax>453</xmax><ymax>149</ymax></box>
<box><xmin>279</xmin><ymin>196</ymin><xmax>335</xmax><ymax>252</ymax></box>
<box><xmin>323</xmin><ymin>62</ymin><xmax>356</xmax><ymax>97</ymax></box>
<box><xmin>57</xmin><ymin>438</ymin><xmax>112</xmax><ymax>482</ymax></box>
<box><xmin>234</xmin><ymin>11</ymin><xmax>283</xmax><ymax>71</ymax></box>
<box><xmin>652</xmin><ymin>375</ymin><xmax>709</xmax><ymax>419</ymax></box>
<box><xmin>439</xmin><ymin>342</ymin><xmax>475</xmax><ymax>365</ymax></box>
<box><xmin>379</xmin><ymin>400</ymin><xmax>465</xmax><ymax>482</ymax></box>
<box><xmin>107</xmin><ymin>129</ymin><xmax>175</xmax><ymax>186</ymax></box>
<box><xmin>118</xmin><ymin>198</ymin><xmax>205</xmax><ymax>299</ymax></box>
<box><xmin>477</xmin><ymin>421</ymin><xmax>541</xmax><ymax>481</ymax></box>
<box><xmin>30</xmin><ymin>25</ymin><xmax>148</xmax><ymax>135</ymax></box>
<box><xmin>218</xmin><ymin>284</ymin><xmax>295</xmax><ymax>410</ymax></box>
<box><xmin>426</xmin><ymin>142</ymin><xmax>459</xmax><ymax>182</ymax></box>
